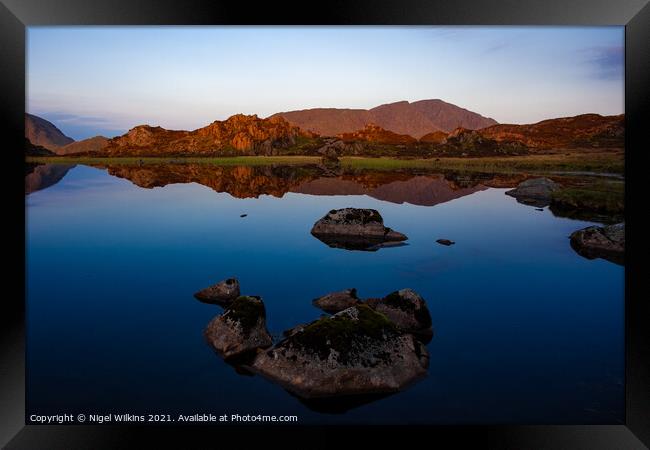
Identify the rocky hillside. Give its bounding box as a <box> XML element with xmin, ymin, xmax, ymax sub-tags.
<box><xmin>25</xmin><ymin>138</ymin><xmax>55</xmax><ymax>156</ymax></box>
<box><xmin>338</xmin><ymin>124</ymin><xmax>417</xmax><ymax>145</ymax></box>
<box><xmin>272</xmin><ymin>99</ymin><xmax>497</xmax><ymax>138</ymax></box>
<box><xmin>436</xmin><ymin>127</ymin><xmax>529</xmax><ymax>156</ymax></box>
<box><xmin>103</xmin><ymin>114</ymin><xmax>312</xmax><ymax>156</ymax></box>
<box><xmin>479</xmin><ymin>114</ymin><xmax>624</xmax><ymax>150</ymax></box>
<box><xmin>25</xmin><ymin>113</ymin><xmax>74</xmax><ymax>150</ymax></box>
<box><xmin>419</xmin><ymin>130</ymin><xmax>448</xmax><ymax>144</ymax></box>
<box><xmin>58</xmin><ymin>136</ymin><xmax>109</xmax><ymax>155</ymax></box>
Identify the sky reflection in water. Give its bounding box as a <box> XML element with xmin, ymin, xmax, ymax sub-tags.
<box><xmin>26</xmin><ymin>164</ymin><xmax>624</xmax><ymax>424</ymax></box>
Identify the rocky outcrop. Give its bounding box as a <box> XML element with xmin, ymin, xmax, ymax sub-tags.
<box><xmin>250</xmin><ymin>304</ymin><xmax>429</xmax><ymax>398</ymax></box>
<box><xmin>479</xmin><ymin>114</ymin><xmax>624</xmax><ymax>150</ymax></box>
<box><xmin>310</xmin><ymin>208</ymin><xmax>407</xmax><ymax>250</ymax></box>
<box><xmin>569</xmin><ymin>223</ymin><xmax>624</xmax><ymax>265</ymax></box>
<box><xmin>365</xmin><ymin>289</ymin><xmax>433</xmax><ymax>340</ymax></box>
<box><xmin>438</xmin><ymin>127</ymin><xmax>528</xmax><ymax>156</ymax></box>
<box><xmin>312</xmin><ymin>288</ymin><xmax>361</xmax><ymax>313</ymax></box>
<box><xmin>338</xmin><ymin>123</ymin><xmax>417</xmax><ymax>145</ymax></box>
<box><xmin>194</xmin><ymin>278</ymin><xmax>241</xmax><ymax>305</ymax></box>
<box><xmin>25</xmin><ymin>113</ymin><xmax>74</xmax><ymax>150</ymax></box>
<box><xmin>419</xmin><ymin>130</ymin><xmax>448</xmax><ymax>144</ymax></box>
<box><xmin>505</xmin><ymin>177</ymin><xmax>561</xmax><ymax>207</ymax></box>
<box><xmin>103</xmin><ymin>114</ymin><xmax>308</xmax><ymax>156</ymax></box>
<box><xmin>204</xmin><ymin>296</ymin><xmax>273</xmax><ymax>359</ymax></box>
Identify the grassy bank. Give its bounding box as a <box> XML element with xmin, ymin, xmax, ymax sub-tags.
<box><xmin>26</xmin><ymin>155</ymin><xmax>322</xmax><ymax>166</ymax></box>
<box><xmin>26</xmin><ymin>152</ymin><xmax>624</xmax><ymax>175</ymax></box>
<box><xmin>341</xmin><ymin>153</ymin><xmax>624</xmax><ymax>174</ymax></box>
<box><xmin>551</xmin><ymin>179</ymin><xmax>624</xmax><ymax>216</ymax></box>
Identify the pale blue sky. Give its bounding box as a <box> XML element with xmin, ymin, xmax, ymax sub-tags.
<box><xmin>27</xmin><ymin>26</ymin><xmax>624</xmax><ymax>140</ymax></box>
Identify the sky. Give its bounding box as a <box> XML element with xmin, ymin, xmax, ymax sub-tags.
<box><xmin>27</xmin><ymin>26</ymin><xmax>624</xmax><ymax>140</ymax></box>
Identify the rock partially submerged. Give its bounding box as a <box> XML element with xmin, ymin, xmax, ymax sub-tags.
<box><xmin>250</xmin><ymin>305</ymin><xmax>429</xmax><ymax>399</ymax></box>
<box><xmin>365</xmin><ymin>289</ymin><xmax>433</xmax><ymax>341</ymax></box>
<box><xmin>312</xmin><ymin>288</ymin><xmax>361</xmax><ymax>314</ymax></box>
<box><xmin>436</xmin><ymin>239</ymin><xmax>455</xmax><ymax>246</ymax></box>
<box><xmin>505</xmin><ymin>177</ymin><xmax>560</xmax><ymax>207</ymax></box>
<box><xmin>311</xmin><ymin>208</ymin><xmax>407</xmax><ymax>251</ymax></box>
<box><xmin>204</xmin><ymin>296</ymin><xmax>273</xmax><ymax>359</ymax></box>
<box><xmin>570</xmin><ymin>222</ymin><xmax>624</xmax><ymax>265</ymax></box>
<box><xmin>194</xmin><ymin>277</ymin><xmax>241</xmax><ymax>305</ymax></box>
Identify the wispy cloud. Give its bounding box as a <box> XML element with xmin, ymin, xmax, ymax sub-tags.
<box><xmin>581</xmin><ymin>45</ymin><xmax>624</xmax><ymax>80</ymax></box>
<box><xmin>30</xmin><ymin>111</ymin><xmax>124</xmax><ymax>130</ymax></box>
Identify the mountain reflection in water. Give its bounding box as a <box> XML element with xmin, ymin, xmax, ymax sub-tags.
<box><xmin>97</xmin><ymin>163</ymin><xmax>529</xmax><ymax>207</ymax></box>
<box><xmin>25</xmin><ymin>163</ymin><xmax>76</xmax><ymax>195</ymax></box>
<box><xmin>26</xmin><ymin>163</ymin><xmax>621</xmax><ymax>226</ymax></box>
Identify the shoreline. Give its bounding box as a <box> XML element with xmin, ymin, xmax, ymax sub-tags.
<box><xmin>26</xmin><ymin>152</ymin><xmax>624</xmax><ymax>175</ymax></box>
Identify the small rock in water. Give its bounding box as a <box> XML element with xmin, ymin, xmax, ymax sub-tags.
<box><xmin>365</xmin><ymin>288</ymin><xmax>433</xmax><ymax>340</ymax></box>
<box><xmin>505</xmin><ymin>177</ymin><xmax>561</xmax><ymax>207</ymax></box>
<box><xmin>240</xmin><ymin>214</ymin><xmax>248</xmax><ymax>218</ymax></box>
<box><xmin>436</xmin><ymin>239</ymin><xmax>455</xmax><ymax>246</ymax></box>
<box><xmin>535</xmin><ymin>208</ymin><xmax>544</xmax><ymax>211</ymax></box>
<box><xmin>204</xmin><ymin>295</ymin><xmax>273</xmax><ymax>359</ymax></box>
<box><xmin>569</xmin><ymin>222</ymin><xmax>624</xmax><ymax>265</ymax></box>
<box><xmin>312</xmin><ymin>288</ymin><xmax>361</xmax><ymax>314</ymax></box>
<box><xmin>310</xmin><ymin>208</ymin><xmax>407</xmax><ymax>251</ymax></box>
<box><xmin>194</xmin><ymin>277</ymin><xmax>241</xmax><ymax>305</ymax></box>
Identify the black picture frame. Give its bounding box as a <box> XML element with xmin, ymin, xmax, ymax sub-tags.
<box><xmin>2</xmin><ymin>1</ymin><xmax>648</xmax><ymax>448</ymax></box>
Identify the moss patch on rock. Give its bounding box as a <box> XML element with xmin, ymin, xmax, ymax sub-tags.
<box><xmin>286</xmin><ymin>305</ymin><xmax>397</xmax><ymax>363</ymax></box>
<box><xmin>224</xmin><ymin>296</ymin><xmax>266</xmax><ymax>334</ymax></box>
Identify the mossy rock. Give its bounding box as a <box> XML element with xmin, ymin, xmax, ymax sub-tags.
<box><xmin>365</xmin><ymin>289</ymin><xmax>433</xmax><ymax>340</ymax></box>
<box><xmin>224</xmin><ymin>296</ymin><xmax>266</xmax><ymax>334</ymax></box>
<box><xmin>284</xmin><ymin>304</ymin><xmax>398</xmax><ymax>364</ymax></box>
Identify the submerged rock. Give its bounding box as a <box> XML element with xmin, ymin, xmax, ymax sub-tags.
<box><xmin>194</xmin><ymin>277</ymin><xmax>241</xmax><ymax>305</ymax></box>
<box><xmin>311</xmin><ymin>208</ymin><xmax>407</xmax><ymax>251</ymax></box>
<box><xmin>204</xmin><ymin>296</ymin><xmax>273</xmax><ymax>359</ymax></box>
<box><xmin>570</xmin><ymin>222</ymin><xmax>624</xmax><ymax>265</ymax></box>
<box><xmin>312</xmin><ymin>288</ymin><xmax>361</xmax><ymax>314</ymax></box>
<box><xmin>365</xmin><ymin>289</ymin><xmax>433</xmax><ymax>340</ymax></box>
<box><xmin>250</xmin><ymin>304</ymin><xmax>428</xmax><ymax>398</ymax></box>
<box><xmin>436</xmin><ymin>239</ymin><xmax>455</xmax><ymax>246</ymax></box>
<box><xmin>505</xmin><ymin>177</ymin><xmax>560</xmax><ymax>207</ymax></box>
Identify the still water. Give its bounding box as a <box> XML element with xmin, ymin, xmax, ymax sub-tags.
<box><xmin>26</xmin><ymin>164</ymin><xmax>624</xmax><ymax>424</ymax></box>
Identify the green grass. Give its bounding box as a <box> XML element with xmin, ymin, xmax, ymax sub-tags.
<box><xmin>26</xmin><ymin>152</ymin><xmax>624</xmax><ymax>174</ymax></box>
<box><xmin>26</xmin><ymin>155</ymin><xmax>322</xmax><ymax>166</ymax></box>
<box><xmin>340</xmin><ymin>153</ymin><xmax>624</xmax><ymax>174</ymax></box>
<box><xmin>551</xmin><ymin>179</ymin><xmax>624</xmax><ymax>215</ymax></box>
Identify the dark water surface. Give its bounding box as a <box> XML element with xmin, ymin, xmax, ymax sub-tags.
<box><xmin>26</xmin><ymin>164</ymin><xmax>624</xmax><ymax>424</ymax></box>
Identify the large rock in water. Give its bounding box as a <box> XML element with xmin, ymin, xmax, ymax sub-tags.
<box><xmin>311</xmin><ymin>208</ymin><xmax>407</xmax><ymax>251</ymax></box>
<box><xmin>570</xmin><ymin>222</ymin><xmax>624</xmax><ymax>265</ymax></box>
<box><xmin>204</xmin><ymin>296</ymin><xmax>273</xmax><ymax>359</ymax></box>
<box><xmin>312</xmin><ymin>288</ymin><xmax>361</xmax><ymax>313</ymax></box>
<box><xmin>505</xmin><ymin>177</ymin><xmax>560</xmax><ymax>207</ymax></box>
<box><xmin>365</xmin><ymin>289</ymin><xmax>433</xmax><ymax>341</ymax></box>
<box><xmin>194</xmin><ymin>277</ymin><xmax>240</xmax><ymax>305</ymax></box>
<box><xmin>251</xmin><ymin>305</ymin><xmax>429</xmax><ymax>398</ymax></box>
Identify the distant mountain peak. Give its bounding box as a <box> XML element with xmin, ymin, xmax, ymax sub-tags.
<box><xmin>271</xmin><ymin>99</ymin><xmax>497</xmax><ymax>138</ymax></box>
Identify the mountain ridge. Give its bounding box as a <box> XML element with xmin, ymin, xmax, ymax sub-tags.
<box><xmin>25</xmin><ymin>113</ymin><xmax>75</xmax><ymax>150</ymax></box>
<box><xmin>271</xmin><ymin>99</ymin><xmax>498</xmax><ymax>138</ymax></box>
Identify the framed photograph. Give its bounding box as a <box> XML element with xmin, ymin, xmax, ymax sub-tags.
<box><xmin>2</xmin><ymin>0</ymin><xmax>648</xmax><ymax>448</ymax></box>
